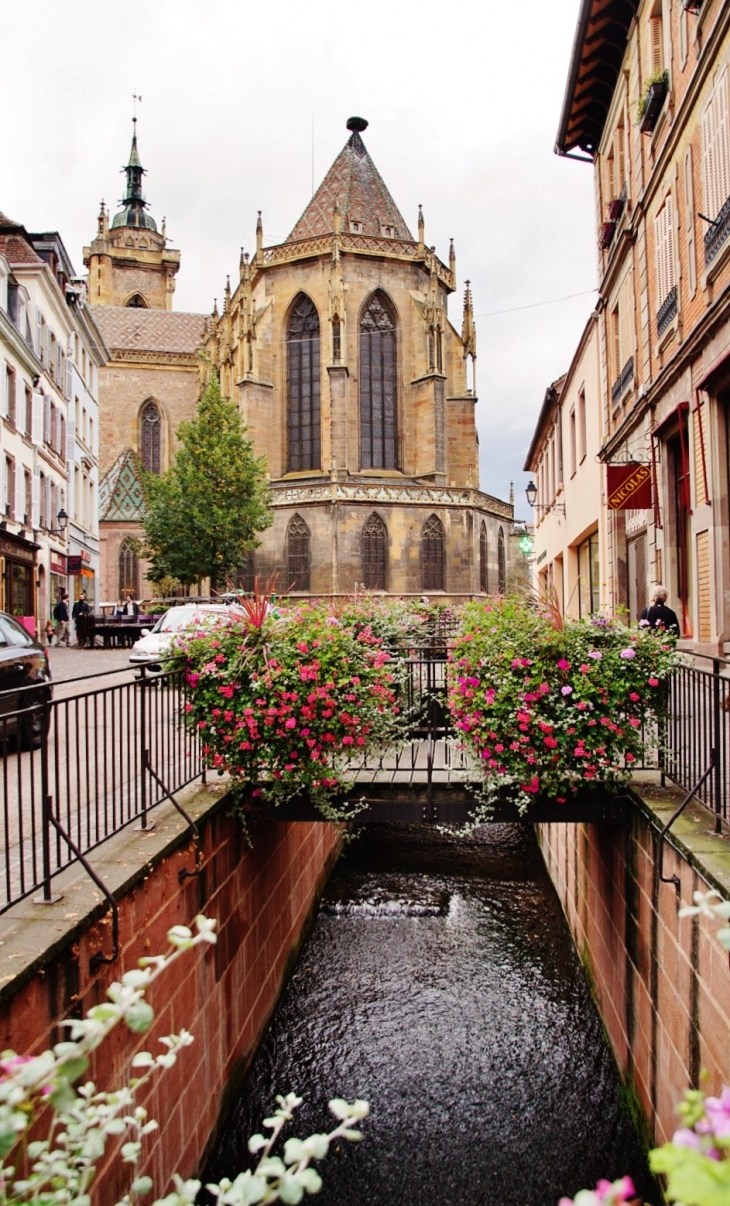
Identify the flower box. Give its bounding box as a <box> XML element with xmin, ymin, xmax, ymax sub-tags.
<box><xmin>607</xmin><ymin>196</ymin><xmax>625</xmax><ymax>222</ymax></box>
<box><xmin>599</xmin><ymin>220</ymin><xmax>617</xmax><ymax>250</ymax></box>
<box><xmin>639</xmin><ymin>77</ymin><xmax>668</xmax><ymax>134</ymax></box>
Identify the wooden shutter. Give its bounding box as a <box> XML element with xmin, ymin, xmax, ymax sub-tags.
<box><xmin>35</xmin><ymin>309</ymin><xmax>43</xmax><ymax>361</ymax></box>
<box><xmin>618</xmin><ymin>273</ymin><xmax>634</xmax><ymax>367</ymax></box>
<box><xmin>32</xmin><ymin>392</ymin><xmax>44</xmax><ymax>446</ymax></box>
<box><xmin>56</xmin><ymin>344</ymin><xmax>62</xmax><ymax>384</ymax></box>
<box><xmin>650</xmin><ymin>14</ymin><xmax>663</xmax><ymax>73</ymax></box>
<box><xmin>44</xmin><ymin>476</ymin><xmax>51</xmax><ymax>528</ymax></box>
<box><xmin>66</xmin><ymin>418</ymin><xmax>76</xmax><ymax>464</ymax></box>
<box><xmin>0</xmin><ymin>366</ymin><xmax>7</xmax><ymax>420</ymax></box>
<box><xmin>65</xmin><ymin>360</ymin><xmax>73</xmax><ymax>401</ymax></box>
<box><xmin>716</xmin><ymin>70</ymin><xmax>730</xmax><ymax>214</ymax></box>
<box><xmin>32</xmin><ymin>469</ymin><xmax>40</xmax><ymax>529</ymax></box>
<box><xmin>55</xmin><ymin>407</ymin><xmax>62</xmax><ymax>453</ymax></box>
<box><xmin>44</xmin><ymin>396</ymin><xmax>51</xmax><ymax>445</ymax></box>
<box><xmin>685</xmin><ymin>147</ymin><xmax>697</xmax><ymax>297</ymax></box>
<box><xmin>14</xmin><ymin>464</ymin><xmax>24</xmax><ymax>523</ymax></box>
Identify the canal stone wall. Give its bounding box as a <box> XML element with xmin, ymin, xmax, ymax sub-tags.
<box><xmin>538</xmin><ymin>780</ymin><xmax>730</xmax><ymax>1147</ymax></box>
<box><xmin>0</xmin><ymin>784</ymin><xmax>342</xmax><ymax>1203</ymax></box>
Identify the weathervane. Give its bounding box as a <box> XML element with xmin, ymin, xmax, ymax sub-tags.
<box><xmin>132</xmin><ymin>92</ymin><xmax>142</xmax><ymax>119</ymax></box>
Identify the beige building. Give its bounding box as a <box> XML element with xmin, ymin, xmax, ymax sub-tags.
<box><xmin>85</xmin><ymin>123</ymin><xmax>206</xmax><ymax>602</ymax></box>
<box><xmin>524</xmin><ymin>314</ymin><xmax>609</xmax><ymax>618</ymax></box>
<box><xmin>202</xmin><ymin>117</ymin><xmax>513</xmax><ymax>600</ymax></box>
<box><xmin>557</xmin><ymin>0</ymin><xmax>730</xmax><ymax>652</ymax></box>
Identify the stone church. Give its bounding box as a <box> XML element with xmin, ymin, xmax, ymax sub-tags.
<box><xmin>88</xmin><ymin>117</ymin><xmax>514</xmax><ymax>602</ymax></box>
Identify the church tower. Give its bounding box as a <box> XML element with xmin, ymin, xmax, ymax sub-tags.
<box><xmin>204</xmin><ymin>117</ymin><xmax>513</xmax><ymax>600</ymax></box>
<box><xmin>83</xmin><ymin>119</ymin><xmax>180</xmax><ymax>310</ymax></box>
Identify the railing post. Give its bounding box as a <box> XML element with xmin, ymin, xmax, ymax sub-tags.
<box><xmin>138</xmin><ymin>665</ymin><xmax>149</xmax><ymax>830</ymax></box>
<box><xmin>712</xmin><ymin>658</ymin><xmax>722</xmax><ymax>834</ymax></box>
<box><xmin>35</xmin><ymin>688</ymin><xmax>60</xmax><ymax>904</ymax></box>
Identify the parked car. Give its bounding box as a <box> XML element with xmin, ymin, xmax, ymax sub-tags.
<box><xmin>0</xmin><ymin>612</ymin><xmax>52</xmax><ymax>749</ymax></box>
<box><xmin>129</xmin><ymin>603</ymin><xmax>244</xmax><ymax>670</ymax></box>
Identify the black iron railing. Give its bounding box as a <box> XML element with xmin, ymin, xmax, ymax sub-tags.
<box><xmin>0</xmin><ymin>666</ymin><xmax>203</xmax><ymax>914</ymax></box>
<box><xmin>705</xmin><ymin>194</ymin><xmax>730</xmax><ymax>266</ymax></box>
<box><xmin>657</xmin><ymin>285</ymin><xmax>678</xmax><ymax>337</ymax></box>
<box><xmin>611</xmin><ymin>356</ymin><xmax>634</xmax><ymax>408</ymax></box>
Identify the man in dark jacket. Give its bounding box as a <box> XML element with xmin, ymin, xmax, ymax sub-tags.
<box><xmin>72</xmin><ymin>592</ymin><xmax>90</xmax><ymax>647</ymax></box>
<box><xmin>53</xmin><ymin>594</ymin><xmax>70</xmax><ymax>646</ymax></box>
<box><xmin>640</xmin><ymin>586</ymin><xmax>680</xmax><ymax>637</ymax></box>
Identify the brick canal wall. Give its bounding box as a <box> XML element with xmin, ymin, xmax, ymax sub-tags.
<box><xmin>0</xmin><ymin>791</ymin><xmax>341</xmax><ymax>1202</ymax></box>
<box><xmin>538</xmin><ymin>784</ymin><xmax>730</xmax><ymax>1146</ymax></box>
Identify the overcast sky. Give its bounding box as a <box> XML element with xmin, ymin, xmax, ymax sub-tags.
<box><xmin>3</xmin><ymin>0</ymin><xmax>597</xmax><ymax>521</ymax></box>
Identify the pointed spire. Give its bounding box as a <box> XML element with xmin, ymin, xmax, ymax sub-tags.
<box><xmin>449</xmin><ymin>238</ymin><xmax>456</xmax><ymax>279</ymax></box>
<box><xmin>240</xmin><ymin>247</ymin><xmax>245</xmax><ymax>278</ymax></box>
<box><xmin>418</xmin><ymin>204</ymin><xmax>425</xmax><ymax>251</ymax></box>
<box><xmin>224</xmin><ymin>275</ymin><xmax>231</xmax><ymax>312</ymax></box>
<box><xmin>462</xmin><ymin>280</ymin><xmax>477</xmax><ymax>394</ymax></box>
<box><xmin>161</xmin><ymin>216</ymin><xmax>167</xmax><ymax>239</ymax></box>
<box><xmin>256</xmin><ymin>211</ymin><xmax>263</xmax><ymax>264</ymax></box>
<box><xmin>97</xmin><ymin>200</ymin><xmax>108</xmax><ymax>236</ymax></box>
<box><xmin>333</xmin><ymin>196</ymin><xmax>342</xmax><ymax>237</ymax></box>
<box><xmin>111</xmin><ymin>116</ymin><xmax>157</xmax><ymax>232</ymax></box>
<box><xmin>212</xmin><ymin>298</ymin><xmax>219</xmax><ymax>319</ymax></box>
<box><xmin>509</xmin><ymin>481</ymin><xmax>515</xmax><ymax>506</ymax></box>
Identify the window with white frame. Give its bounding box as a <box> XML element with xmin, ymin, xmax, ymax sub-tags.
<box><xmin>702</xmin><ymin>68</ymin><xmax>730</xmax><ymax>266</ymax></box>
<box><xmin>655</xmin><ymin>192</ymin><xmax>677</xmax><ymax>332</ymax></box>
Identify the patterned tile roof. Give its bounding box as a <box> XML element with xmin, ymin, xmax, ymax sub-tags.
<box><xmin>99</xmin><ymin>449</ymin><xmax>146</xmax><ymax>522</ymax></box>
<box><xmin>90</xmin><ymin>306</ymin><xmax>207</xmax><ymax>354</ymax></box>
<box><xmin>287</xmin><ymin>122</ymin><xmax>413</xmax><ymax>242</ymax></box>
<box><xmin>0</xmin><ymin>232</ymin><xmax>44</xmax><ymax>266</ymax></box>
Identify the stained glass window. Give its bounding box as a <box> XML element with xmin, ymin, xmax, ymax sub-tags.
<box><xmin>360</xmin><ymin>291</ymin><xmax>397</xmax><ymax>469</ymax></box>
<box><xmin>362</xmin><ymin>513</ymin><xmax>387</xmax><ymax>590</ymax></box>
<box><xmin>422</xmin><ymin>515</ymin><xmax>445</xmax><ymax>592</ymax></box>
<box><xmin>287</xmin><ymin>514</ymin><xmax>310</xmax><ymax>592</ymax></box>
<box><xmin>480</xmin><ymin>522</ymin><xmax>489</xmax><ymax>593</ymax></box>
<box><xmin>498</xmin><ymin>527</ymin><xmax>506</xmax><ymax>595</ymax></box>
<box><xmin>141</xmin><ymin>400</ymin><xmax>161</xmax><ymax>475</ymax></box>
<box><xmin>287</xmin><ymin>295</ymin><xmax>321</xmax><ymax>472</ymax></box>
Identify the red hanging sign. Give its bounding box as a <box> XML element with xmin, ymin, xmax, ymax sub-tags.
<box><xmin>606</xmin><ymin>462</ymin><xmax>652</xmax><ymax>510</ymax></box>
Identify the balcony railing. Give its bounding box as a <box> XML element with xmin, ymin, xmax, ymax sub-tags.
<box><xmin>611</xmin><ymin>356</ymin><xmax>634</xmax><ymax>408</ymax></box>
<box><xmin>657</xmin><ymin>285</ymin><xmax>678</xmax><ymax>337</ymax></box>
<box><xmin>704</xmin><ymin>194</ymin><xmax>730</xmax><ymax>266</ymax></box>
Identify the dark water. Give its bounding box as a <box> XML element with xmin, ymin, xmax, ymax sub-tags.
<box><xmin>204</xmin><ymin>825</ymin><xmax>656</xmax><ymax>1206</ymax></box>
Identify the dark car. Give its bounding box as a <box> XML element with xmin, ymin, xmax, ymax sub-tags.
<box><xmin>0</xmin><ymin>613</ymin><xmax>52</xmax><ymax>749</ymax></box>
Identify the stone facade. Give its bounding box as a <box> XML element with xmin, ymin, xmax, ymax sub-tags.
<box><xmin>203</xmin><ymin>119</ymin><xmax>514</xmax><ymax>600</ymax></box>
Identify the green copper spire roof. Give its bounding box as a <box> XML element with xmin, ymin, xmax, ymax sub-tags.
<box><xmin>110</xmin><ymin>117</ymin><xmax>158</xmax><ymax>232</ymax></box>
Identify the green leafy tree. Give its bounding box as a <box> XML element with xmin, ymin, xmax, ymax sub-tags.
<box><xmin>141</xmin><ymin>373</ymin><xmax>272</xmax><ymax>588</ymax></box>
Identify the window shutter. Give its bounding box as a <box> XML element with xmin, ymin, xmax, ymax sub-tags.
<box><xmin>650</xmin><ymin>15</ymin><xmax>663</xmax><ymax>73</ymax></box>
<box><xmin>685</xmin><ymin>148</ymin><xmax>697</xmax><ymax>297</ymax></box>
<box><xmin>666</xmin><ymin>193</ymin><xmax>675</xmax><ymax>292</ymax></box>
<box><xmin>46</xmin><ymin>328</ymin><xmax>52</xmax><ymax>373</ymax></box>
<box><xmin>66</xmin><ymin>418</ymin><xmax>76</xmax><ymax>464</ymax></box>
<box><xmin>32</xmin><ymin>469</ymin><xmax>40</xmax><ymax>529</ymax></box>
<box><xmin>0</xmin><ymin>368</ymin><xmax>7</xmax><ymax>420</ymax></box>
<box><xmin>14</xmin><ymin>465</ymin><xmax>24</xmax><ymax>523</ymax></box>
<box><xmin>702</xmin><ymin>102</ymin><xmax>716</xmax><ymax>219</ymax></box>
<box><xmin>55</xmin><ymin>407</ymin><xmax>62</xmax><ymax>453</ymax></box>
<box><xmin>716</xmin><ymin>70</ymin><xmax>730</xmax><ymax>215</ymax></box>
<box><xmin>32</xmin><ymin>392</ymin><xmax>44</xmax><ymax>446</ymax></box>
<box><xmin>65</xmin><ymin>361</ymin><xmax>73</xmax><ymax>401</ymax></box>
<box><xmin>44</xmin><ymin>476</ymin><xmax>51</xmax><ymax>528</ymax></box>
<box><xmin>44</xmin><ymin>395</ymin><xmax>51</xmax><ymax>444</ymax></box>
<box><xmin>35</xmin><ymin>309</ymin><xmax>43</xmax><ymax>361</ymax></box>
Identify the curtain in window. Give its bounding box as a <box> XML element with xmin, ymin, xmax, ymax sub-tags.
<box><xmin>287</xmin><ymin>295</ymin><xmax>321</xmax><ymax>472</ymax></box>
<box><xmin>422</xmin><ymin>515</ymin><xmax>445</xmax><ymax>592</ymax></box>
<box><xmin>360</xmin><ymin>292</ymin><xmax>397</xmax><ymax>469</ymax></box>
<box><xmin>287</xmin><ymin>514</ymin><xmax>311</xmax><ymax>591</ymax></box>
<box><xmin>362</xmin><ymin>513</ymin><xmax>387</xmax><ymax>590</ymax></box>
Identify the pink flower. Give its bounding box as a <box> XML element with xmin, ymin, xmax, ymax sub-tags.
<box><xmin>588</xmin><ymin>650</ymin><xmax>602</xmax><ymax>660</ymax></box>
<box><xmin>705</xmin><ymin>1087</ymin><xmax>730</xmax><ymax>1138</ymax></box>
<box><xmin>557</xmin><ymin>658</ymin><xmax>570</xmax><ymax>671</ymax></box>
<box><xmin>629</xmin><ymin>692</ymin><xmax>640</xmax><ymax>702</ymax></box>
<box><xmin>561</xmin><ymin>685</ymin><xmax>573</xmax><ymax>696</ymax></box>
<box><xmin>284</xmin><ymin>717</ymin><xmax>297</xmax><ymax>729</ymax></box>
<box><xmin>620</xmin><ymin>648</ymin><xmax>636</xmax><ymax>659</ymax></box>
<box><xmin>648</xmin><ymin>677</ymin><xmax>660</xmax><ymax>687</ymax></box>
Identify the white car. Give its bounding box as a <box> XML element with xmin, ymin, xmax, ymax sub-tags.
<box><xmin>129</xmin><ymin>603</ymin><xmax>243</xmax><ymax>669</ymax></box>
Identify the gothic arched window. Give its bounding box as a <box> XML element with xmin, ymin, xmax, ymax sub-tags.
<box><xmin>360</xmin><ymin>291</ymin><xmax>398</xmax><ymax>470</ymax></box>
<box><xmin>480</xmin><ymin>522</ymin><xmax>489</xmax><ymax>593</ymax></box>
<box><xmin>126</xmin><ymin>294</ymin><xmax>148</xmax><ymax>308</ymax></box>
<box><xmin>287</xmin><ymin>294</ymin><xmax>321</xmax><ymax>472</ymax></box>
<box><xmin>287</xmin><ymin>514</ymin><xmax>310</xmax><ymax>592</ymax></box>
<box><xmin>422</xmin><ymin>514</ymin><xmax>445</xmax><ymax>592</ymax></box>
<box><xmin>118</xmin><ymin>539</ymin><xmax>138</xmax><ymax>597</ymax></box>
<box><xmin>498</xmin><ymin>526</ymin><xmax>506</xmax><ymax>595</ymax></box>
<box><xmin>141</xmin><ymin>400</ymin><xmax>162</xmax><ymax>474</ymax></box>
<box><xmin>361</xmin><ymin>513</ymin><xmax>387</xmax><ymax>591</ymax></box>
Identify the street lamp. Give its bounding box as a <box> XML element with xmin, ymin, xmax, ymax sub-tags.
<box><xmin>50</xmin><ymin>508</ymin><xmax>68</xmax><ymax>537</ymax></box>
<box><xmin>525</xmin><ymin>481</ymin><xmax>565</xmax><ymax>517</ymax></box>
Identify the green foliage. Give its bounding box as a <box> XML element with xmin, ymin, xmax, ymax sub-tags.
<box><xmin>141</xmin><ymin>373</ymin><xmax>272</xmax><ymax>587</ymax></box>
<box><xmin>637</xmin><ymin>69</ymin><xmax>669</xmax><ymax>120</ymax></box>
<box><xmin>448</xmin><ymin>598</ymin><xmax>678</xmax><ymax>814</ymax></box>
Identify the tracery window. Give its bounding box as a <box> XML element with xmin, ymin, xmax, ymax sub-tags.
<box><xmin>360</xmin><ymin>291</ymin><xmax>398</xmax><ymax>469</ymax></box>
<box><xmin>141</xmin><ymin>400</ymin><xmax>162</xmax><ymax>474</ymax></box>
<box><xmin>287</xmin><ymin>514</ymin><xmax>310</xmax><ymax>592</ymax></box>
<box><xmin>422</xmin><ymin>514</ymin><xmax>445</xmax><ymax>592</ymax></box>
<box><xmin>287</xmin><ymin>294</ymin><xmax>321</xmax><ymax>472</ymax></box>
<box><xmin>126</xmin><ymin>294</ymin><xmax>148</xmax><ymax>308</ymax></box>
<box><xmin>361</xmin><ymin>513</ymin><xmax>387</xmax><ymax>591</ymax></box>
<box><xmin>118</xmin><ymin>538</ymin><xmax>138</xmax><ymax>597</ymax></box>
<box><xmin>479</xmin><ymin>522</ymin><xmax>489</xmax><ymax>593</ymax></box>
<box><xmin>498</xmin><ymin>526</ymin><xmax>506</xmax><ymax>595</ymax></box>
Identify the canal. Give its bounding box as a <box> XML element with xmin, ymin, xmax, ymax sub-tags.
<box><xmin>203</xmin><ymin>823</ymin><xmax>657</xmax><ymax>1205</ymax></box>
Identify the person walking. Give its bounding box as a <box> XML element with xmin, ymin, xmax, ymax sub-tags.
<box><xmin>72</xmin><ymin>592</ymin><xmax>90</xmax><ymax>647</ymax></box>
<box><xmin>53</xmin><ymin>593</ymin><xmax>70</xmax><ymax>646</ymax></box>
<box><xmin>640</xmin><ymin>586</ymin><xmax>680</xmax><ymax>637</ymax></box>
